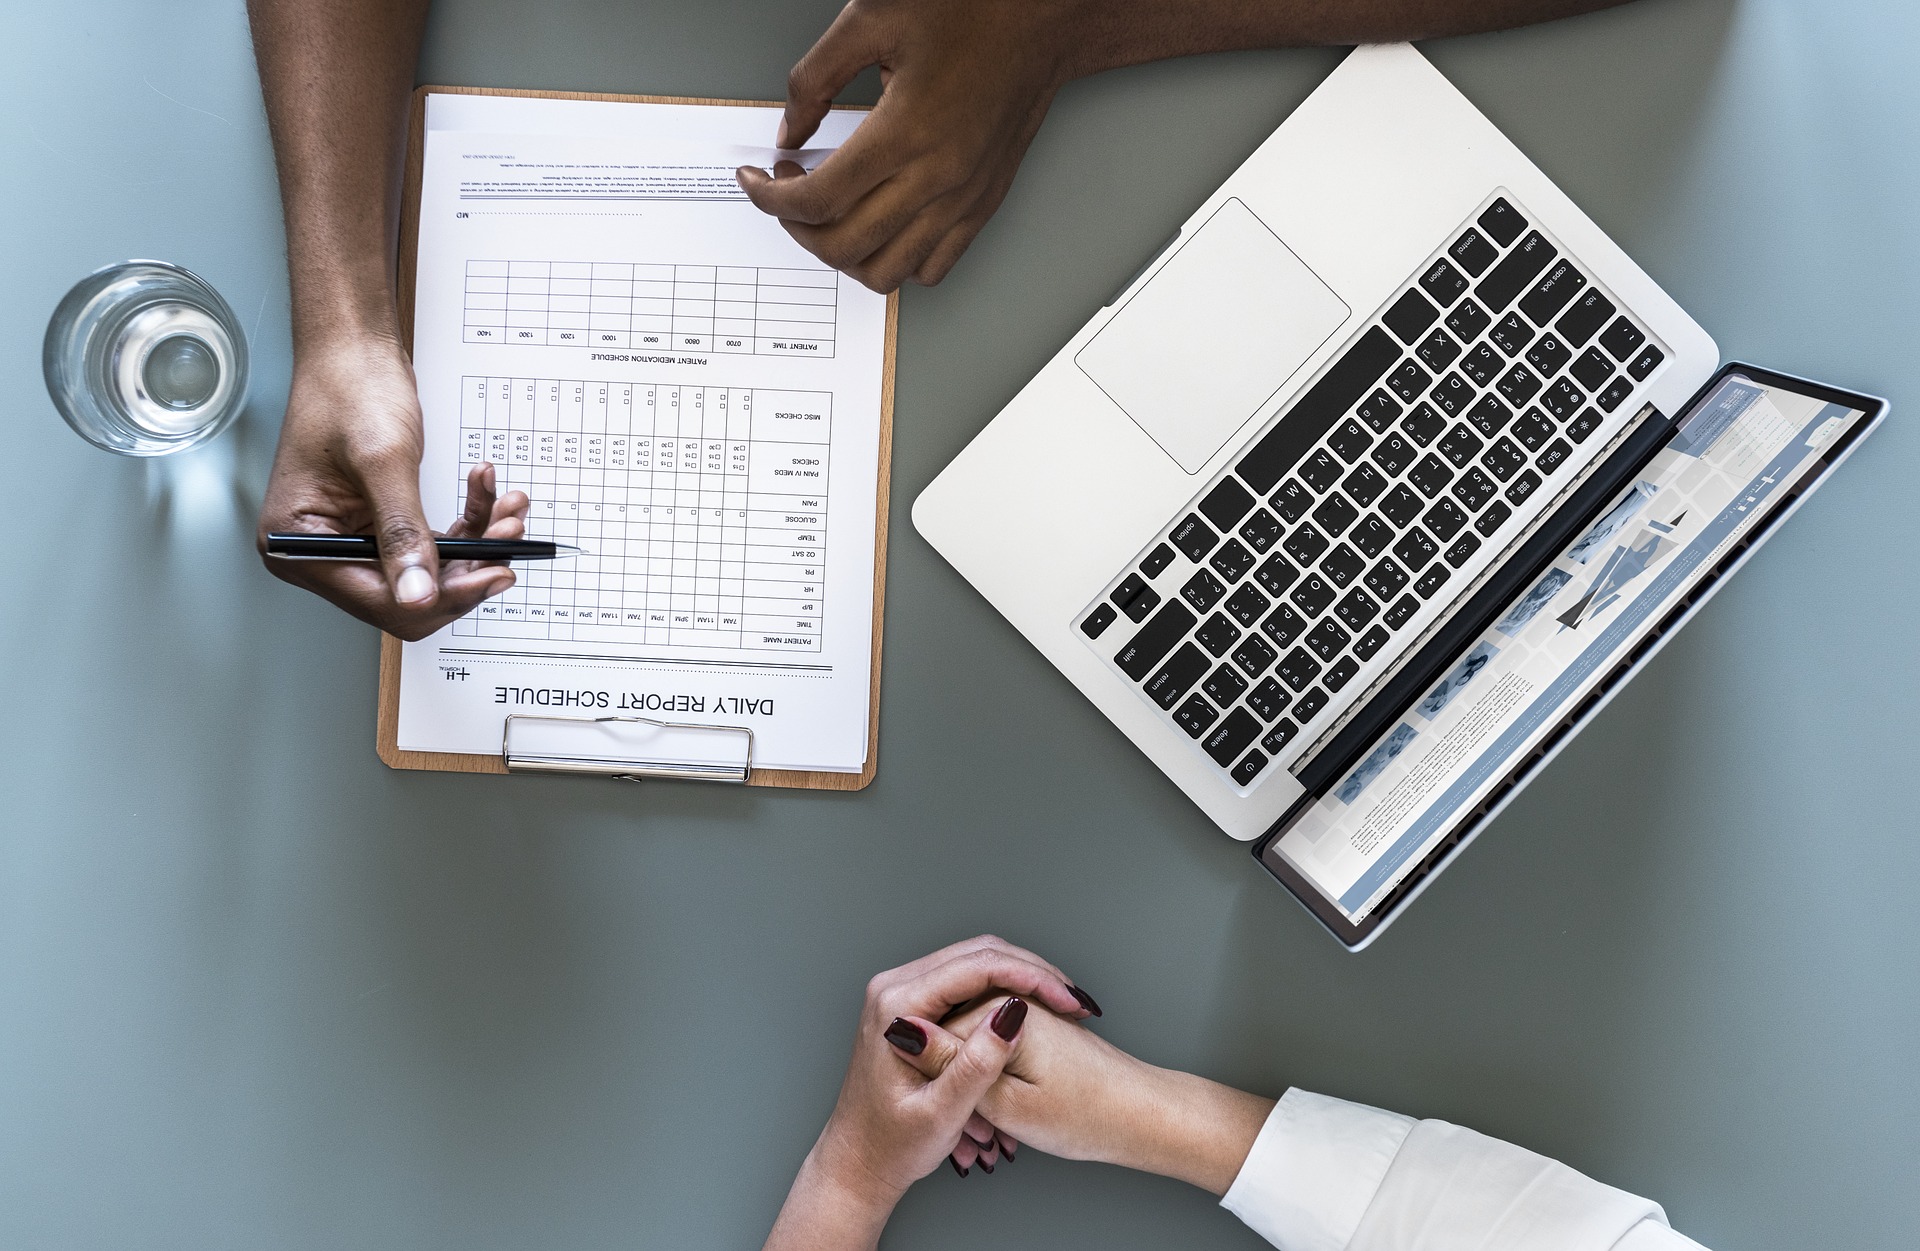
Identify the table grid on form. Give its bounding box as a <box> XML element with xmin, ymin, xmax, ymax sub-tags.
<box><xmin>463</xmin><ymin>261</ymin><xmax>838</xmax><ymax>357</ymax></box>
<box><xmin>454</xmin><ymin>376</ymin><xmax>831</xmax><ymax>651</ymax></box>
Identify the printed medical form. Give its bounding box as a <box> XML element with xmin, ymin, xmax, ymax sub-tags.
<box><xmin>394</xmin><ymin>93</ymin><xmax>889</xmax><ymax>772</ymax></box>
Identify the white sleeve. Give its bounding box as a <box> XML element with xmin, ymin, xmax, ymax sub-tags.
<box><xmin>1220</xmin><ymin>1089</ymin><xmax>1710</xmax><ymax>1251</ymax></box>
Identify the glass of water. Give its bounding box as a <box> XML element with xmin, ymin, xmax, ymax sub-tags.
<box><xmin>43</xmin><ymin>260</ymin><xmax>250</xmax><ymax>457</ymax></box>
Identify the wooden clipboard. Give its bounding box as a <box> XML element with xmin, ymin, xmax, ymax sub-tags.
<box><xmin>376</xmin><ymin>85</ymin><xmax>895</xmax><ymax>791</ymax></box>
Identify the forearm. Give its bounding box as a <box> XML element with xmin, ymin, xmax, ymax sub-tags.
<box><xmin>246</xmin><ymin>0</ymin><xmax>431</xmax><ymax>346</ymax></box>
<box><xmin>1050</xmin><ymin>0</ymin><xmax>1636</xmax><ymax>81</ymax></box>
<box><xmin>762</xmin><ymin>1128</ymin><xmax>905</xmax><ymax>1251</ymax></box>
<box><xmin>1111</xmin><ymin>1065</ymin><xmax>1276</xmax><ymax>1197</ymax></box>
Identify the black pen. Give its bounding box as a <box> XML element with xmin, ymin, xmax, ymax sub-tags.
<box><xmin>265</xmin><ymin>534</ymin><xmax>586</xmax><ymax>562</ymax></box>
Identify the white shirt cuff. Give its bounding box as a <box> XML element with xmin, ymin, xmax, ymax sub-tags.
<box><xmin>1221</xmin><ymin>1088</ymin><xmax>1415</xmax><ymax>1251</ymax></box>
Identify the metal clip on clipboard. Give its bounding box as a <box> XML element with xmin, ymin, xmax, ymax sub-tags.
<box><xmin>502</xmin><ymin>714</ymin><xmax>755</xmax><ymax>784</ymax></box>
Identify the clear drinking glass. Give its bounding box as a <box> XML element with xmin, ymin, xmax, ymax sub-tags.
<box><xmin>43</xmin><ymin>260</ymin><xmax>249</xmax><ymax>456</ymax></box>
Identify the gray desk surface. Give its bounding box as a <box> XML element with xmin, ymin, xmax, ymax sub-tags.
<box><xmin>4</xmin><ymin>1</ymin><xmax>1916</xmax><ymax>1247</ymax></box>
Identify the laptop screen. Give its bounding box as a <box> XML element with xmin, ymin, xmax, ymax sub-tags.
<box><xmin>1267</xmin><ymin>372</ymin><xmax>1877</xmax><ymax>927</ymax></box>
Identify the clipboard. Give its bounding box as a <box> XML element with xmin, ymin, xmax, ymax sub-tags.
<box><xmin>375</xmin><ymin>85</ymin><xmax>896</xmax><ymax>791</ymax></box>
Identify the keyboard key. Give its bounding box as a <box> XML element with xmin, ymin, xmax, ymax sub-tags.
<box><xmin>1540</xmin><ymin>378</ymin><xmax>1584</xmax><ymax>421</ymax></box>
<box><xmin>1230</xmin><ymin>749</ymin><xmax>1270</xmax><ymax>786</ymax></box>
<box><xmin>1320</xmin><ymin>543</ymin><xmax>1365</xmax><ymax>588</ymax></box>
<box><xmin>1311</xmin><ymin>492</ymin><xmax>1360</xmax><ymax>537</ymax></box>
<box><xmin>1438</xmin><ymin>423</ymin><xmax>1485</xmax><ymax>468</ymax></box>
<box><xmin>1210</xmin><ymin>538</ymin><xmax>1256</xmax><ymax>583</ymax></box>
<box><xmin>1556</xmin><ymin>288</ymin><xmax>1617</xmax><ymax>347</ymax></box>
<box><xmin>1253</xmin><ymin>552</ymin><xmax>1300</xmax><ymax>597</ymax></box>
<box><xmin>1402</xmin><ymin>402</ymin><xmax>1447</xmax><ymax>446</ymax></box>
<box><xmin>1335</xmin><ymin>586</ymin><xmax>1381</xmax><ymax>631</ymax></box>
<box><xmin>1505</xmin><ymin>469</ymin><xmax>1543</xmax><ymax>506</ymax></box>
<box><xmin>1140</xmin><ymin>543</ymin><xmax>1176</xmax><ymax>578</ymax></box>
<box><xmin>1195</xmin><ymin>612</ymin><xmax>1242</xmax><ymax>657</ymax></box>
<box><xmin>1444</xmin><ymin>532</ymin><xmax>1482</xmax><ymax>566</ymax></box>
<box><xmin>1378</xmin><ymin>484</ymin><xmax>1423</xmax><ymax>528</ymax></box>
<box><xmin>1414</xmin><ymin>564</ymin><xmax>1451</xmax><ymax>599</ymax></box>
<box><xmin>1232</xmin><ymin>633</ymin><xmax>1279</xmax><ymax>678</ymax></box>
<box><xmin>1422</xmin><ymin>498</ymin><xmax>1468</xmax><ymax>542</ymax></box>
<box><xmin>1460</xmin><ymin>343</ymin><xmax>1504</xmax><ymax>388</ymax></box>
<box><xmin>1290</xmin><ymin>573</ymin><xmax>1336</xmax><ymax>617</ymax></box>
<box><xmin>1524</xmin><ymin>332</ymin><xmax>1572</xmax><ymax>379</ymax></box>
<box><xmin>1418</xmin><ymin>258</ymin><xmax>1470</xmax><ymax>307</ymax></box>
<box><xmin>1118</xmin><ymin>581</ymin><xmax>1160</xmax><ymax>621</ymax></box>
<box><xmin>1276</xmin><ymin>647</ymin><xmax>1323</xmax><ymax>692</ymax></box>
<box><xmin>1261</xmin><ymin>603</ymin><xmax>1308</xmax><ymax>648</ymax></box>
<box><xmin>1628</xmin><ymin>343</ymin><xmax>1665</xmax><ymax>380</ymax></box>
<box><xmin>1474</xmin><ymin>499</ymin><xmax>1512</xmax><ymax>537</ymax></box>
<box><xmin>1465</xmin><ymin>393</ymin><xmax>1513</xmax><ymax>438</ymax></box>
<box><xmin>1370</xmin><ymin>432</ymin><xmax>1415</xmax><ymax>476</ymax></box>
<box><xmin>1270</xmin><ymin>479</ymin><xmax>1313</xmax><ymax>523</ymax></box>
<box><xmin>1182</xmin><ymin>568</ymin><xmax>1226</xmax><ymax>611</ymax></box>
<box><xmin>1450</xmin><ymin>227</ymin><xmax>1500</xmax><ymax>275</ymax></box>
<box><xmin>1496</xmin><ymin>362</ymin><xmax>1543</xmax><ymax>406</ymax></box>
<box><xmin>1144</xmin><ymin>643</ymin><xmax>1210</xmax><ymax>708</ymax></box>
<box><xmin>1451</xmin><ymin>466</ymin><xmax>1497</xmax><ymax>512</ymax></box>
<box><xmin>1356</xmin><ymin>389</ymin><xmax>1404</xmax><ymax>434</ymax></box>
<box><xmin>1415</xmin><ymin>331</ymin><xmax>1462</xmax><ymax>379</ymax></box>
<box><xmin>1236</xmin><ymin>327</ymin><xmax>1400</xmax><ymax>493</ymax></box>
<box><xmin>1173</xmin><ymin>693</ymin><xmax>1219</xmax><ymax>738</ymax></box>
<box><xmin>1482</xmin><ymin>437</ymin><xmax>1526</xmax><ymax>482</ymax></box>
<box><xmin>1342</xmin><ymin>463</ymin><xmax>1387</xmax><ymax>508</ymax></box>
<box><xmin>1383</xmin><ymin>594</ymin><xmax>1421</xmax><ymax>629</ymax></box>
<box><xmin>1599</xmin><ymin>316</ymin><xmax>1646</xmax><ymax>361</ymax></box>
<box><xmin>1112</xmin><ymin>572</ymin><xmax>1148</xmax><ymax>609</ymax></box>
<box><xmin>1535</xmin><ymin>438</ymin><xmax>1572</xmax><ymax>473</ymax></box>
<box><xmin>1354</xmin><ymin>625</ymin><xmax>1391</xmax><ymax>661</ymax></box>
<box><xmin>1430</xmin><ymin>372</ymin><xmax>1474</xmax><ymax>416</ymax></box>
<box><xmin>1323</xmin><ymin>656</ymin><xmax>1361</xmax><ymax>693</ymax></box>
<box><xmin>1383</xmin><ymin>288</ymin><xmax>1440</xmax><ymax>344</ymax></box>
<box><xmin>1170</xmin><ymin>513</ymin><xmax>1218</xmax><ymax>562</ymax></box>
<box><xmin>1570</xmin><ymin>347</ymin><xmax>1614</xmax><ymax>392</ymax></box>
<box><xmin>1407</xmin><ymin>453</ymin><xmax>1455</xmax><ymax>498</ymax></box>
<box><xmin>1443</xmin><ymin>297</ymin><xmax>1489</xmax><ymax>345</ymax></box>
<box><xmin>1305</xmin><ymin>618</ymin><xmax>1351</xmax><ymax>662</ymax></box>
<box><xmin>1225</xmin><ymin>582</ymin><xmax>1271</xmax><ymax>627</ymax></box>
<box><xmin>1387</xmin><ymin>359</ymin><xmax>1433</xmax><ymax>404</ymax></box>
<box><xmin>1283</xmin><ymin>522</ymin><xmax>1330</xmax><ymax>566</ymax></box>
<box><xmin>1490</xmin><ymin>311</ymin><xmax>1536</xmax><ymax>357</ymax></box>
<box><xmin>1596</xmin><ymin>376</ymin><xmax>1634</xmax><ymax>412</ymax></box>
<box><xmin>1327</xmin><ymin>417</ymin><xmax>1375</xmax><ymax>463</ymax></box>
<box><xmin>1566</xmin><ymin>409</ymin><xmax>1602</xmax><ymax>444</ymax></box>
<box><xmin>1364</xmin><ymin>556</ymin><xmax>1410</xmax><ymax>600</ymax></box>
<box><xmin>1261</xmin><ymin>719</ymin><xmax>1301</xmax><ymax>754</ymax></box>
<box><xmin>1294</xmin><ymin>687</ymin><xmax>1331</xmax><ymax>722</ymax></box>
<box><xmin>1349</xmin><ymin>514</ymin><xmax>1394</xmax><ymax>559</ymax></box>
<box><xmin>1081</xmin><ymin>603</ymin><xmax>1118</xmax><ymax>638</ymax></box>
<box><xmin>1114</xmin><ymin>600</ymin><xmax>1197</xmax><ymax>679</ymax></box>
<box><xmin>1203</xmin><ymin>663</ymin><xmax>1249</xmax><ymax>706</ymax></box>
<box><xmin>1299</xmin><ymin>449</ymin><xmax>1344</xmax><ymax>493</ymax></box>
<box><xmin>1519</xmin><ymin>260</ymin><xmax>1587</xmax><ymax>325</ymax></box>
<box><xmin>1197</xmin><ymin>477</ymin><xmax>1257</xmax><ymax>531</ymax></box>
<box><xmin>1476</xmin><ymin>230</ymin><xmax>1556</xmax><ymax>311</ymax></box>
<box><xmin>1478</xmin><ymin>198</ymin><xmax>1527</xmax><ymax>247</ymax></box>
<box><xmin>1238</xmin><ymin>509</ymin><xmax>1283</xmax><ymax>554</ymax></box>
<box><xmin>1510</xmin><ymin>409</ymin><xmax>1554</xmax><ymax>452</ymax></box>
<box><xmin>1247</xmin><ymin>677</ymin><xmax>1292</xmax><ymax>721</ymax></box>
<box><xmin>1393</xmin><ymin>526</ymin><xmax>1440</xmax><ymax>571</ymax></box>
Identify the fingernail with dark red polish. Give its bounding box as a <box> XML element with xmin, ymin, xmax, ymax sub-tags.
<box><xmin>950</xmin><ymin>1157</ymin><xmax>968</xmax><ymax>1179</ymax></box>
<box><xmin>979</xmin><ymin>1159</ymin><xmax>995</xmax><ymax>1174</ymax></box>
<box><xmin>884</xmin><ymin>1017</ymin><xmax>926</xmax><ymax>1056</ymax></box>
<box><xmin>1068</xmin><ymin>984</ymin><xmax>1104</xmax><ymax>1017</ymax></box>
<box><xmin>990</xmin><ymin>996</ymin><xmax>1027</xmax><ymax>1041</ymax></box>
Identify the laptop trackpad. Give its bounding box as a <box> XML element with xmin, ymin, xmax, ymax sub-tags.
<box><xmin>1076</xmin><ymin>198</ymin><xmax>1350</xmax><ymax>474</ymax></box>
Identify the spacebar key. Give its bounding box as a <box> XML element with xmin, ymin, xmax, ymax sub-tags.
<box><xmin>1235</xmin><ymin>326</ymin><xmax>1401</xmax><ymax>494</ymax></box>
<box><xmin>1114</xmin><ymin>601</ymin><xmax>1198</xmax><ymax>680</ymax></box>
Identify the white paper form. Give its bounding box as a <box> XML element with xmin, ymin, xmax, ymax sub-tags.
<box><xmin>396</xmin><ymin>94</ymin><xmax>887</xmax><ymax>772</ymax></box>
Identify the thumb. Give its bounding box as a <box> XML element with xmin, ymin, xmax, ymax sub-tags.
<box><xmin>919</xmin><ymin>997</ymin><xmax>1027</xmax><ymax>1123</ymax></box>
<box><xmin>363</xmin><ymin>453</ymin><xmax>440</xmax><ymax>608</ymax></box>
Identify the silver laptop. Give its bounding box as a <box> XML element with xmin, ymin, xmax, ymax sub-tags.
<box><xmin>913</xmin><ymin>45</ymin><xmax>1885</xmax><ymax>946</ymax></box>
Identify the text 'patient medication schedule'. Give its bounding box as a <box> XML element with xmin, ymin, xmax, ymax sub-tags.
<box><xmin>396</xmin><ymin>93</ymin><xmax>888</xmax><ymax>773</ymax></box>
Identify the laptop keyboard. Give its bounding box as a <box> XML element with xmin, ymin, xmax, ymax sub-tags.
<box><xmin>1078</xmin><ymin>193</ymin><xmax>1668</xmax><ymax>790</ymax></box>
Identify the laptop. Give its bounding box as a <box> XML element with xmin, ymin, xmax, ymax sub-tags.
<box><xmin>912</xmin><ymin>44</ymin><xmax>1888</xmax><ymax>947</ymax></box>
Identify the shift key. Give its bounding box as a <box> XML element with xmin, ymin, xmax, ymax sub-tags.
<box><xmin>1115</xmin><ymin>601</ymin><xmax>1198</xmax><ymax>680</ymax></box>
